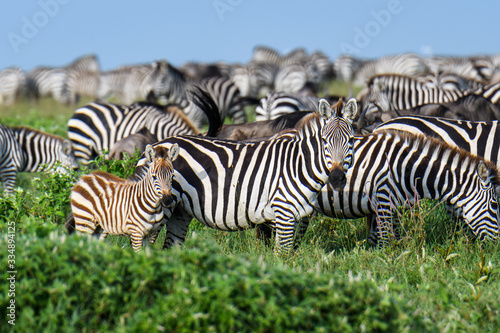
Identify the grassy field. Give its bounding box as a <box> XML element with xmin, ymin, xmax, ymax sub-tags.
<box><xmin>0</xmin><ymin>91</ymin><xmax>499</xmax><ymax>332</ymax></box>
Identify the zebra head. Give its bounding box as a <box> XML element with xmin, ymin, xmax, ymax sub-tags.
<box><xmin>357</xmin><ymin>77</ymin><xmax>393</xmax><ymax>131</ymax></box>
<box><xmin>55</xmin><ymin>139</ymin><xmax>79</xmax><ymax>173</ymax></box>
<box><xmin>451</xmin><ymin>160</ymin><xmax>500</xmax><ymax>241</ymax></box>
<box><xmin>145</xmin><ymin>143</ymin><xmax>179</xmax><ymax>207</ymax></box>
<box><xmin>318</xmin><ymin>98</ymin><xmax>357</xmax><ymax>190</ymax></box>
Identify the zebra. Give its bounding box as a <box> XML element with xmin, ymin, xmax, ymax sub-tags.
<box><xmin>62</xmin><ymin>69</ymin><xmax>100</xmax><ymax>105</ymax></box>
<box><xmin>0</xmin><ymin>67</ymin><xmax>26</xmax><ymax>106</ymax></box>
<box><xmin>25</xmin><ymin>54</ymin><xmax>100</xmax><ymax>103</ymax></box>
<box><xmin>133</xmin><ymin>97</ymin><xmax>358</xmax><ymax>254</ymax></box>
<box><xmin>424</xmin><ymin>55</ymin><xmax>493</xmax><ymax>84</ymax></box>
<box><xmin>96</xmin><ymin>60</ymin><xmax>169</xmax><ymax>105</ymax></box>
<box><xmin>251</xmin><ymin>46</ymin><xmax>307</xmax><ymax>67</ymax></box>
<box><xmin>356</xmin><ymin>73</ymin><xmax>493</xmax><ymax>130</ymax></box>
<box><xmin>274</xmin><ymin>63</ymin><xmax>320</xmax><ymax>95</ymax></box>
<box><xmin>26</xmin><ymin>67</ymin><xmax>68</xmax><ymax>103</ymax></box>
<box><xmin>0</xmin><ymin>124</ymin><xmax>77</xmax><ymax>193</ymax></box>
<box><xmin>372</xmin><ymin>115</ymin><xmax>500</xmax><ymax>170</ymax></box>
<box><xmin>187</xmin><ymin>75</ymin><xmax>248</xmax><ymax>126</ymax></box>
<box><xmin>143</xmin><ymin>62</ymin><xmax>251</xmax><ymax>128</ymax></box>
<box><xmin>231</xmin><ymin>62</ymin><xmax>279</xmax><ymax>98</ymax></box>
<box><xmin>352</xmin><ymin>53</ymin><xmax>428</xmax><ymax>87</ymax></box>
<box><xmin>255</xmin><ymin>91</ymin><xmax>318</xmax><ymax>121</ymax></box>
<box><xmin>314</xmin><ymin>130</ymin><xmax>500</xmax><ymax>246</ymax></box>
<box><xmin>65</xmin><ymin>54</ymin><xmax>100</xmax><ymax>73</ymax></box>
<box><xmin>67</xmin><ymin>99</ymin><xmax>208</xmax><ymax>164</ymax></box>
<box><xmin>67</xmin><ymin>144</ymin><xmax>179</xmax><ymax>251</ymax></box>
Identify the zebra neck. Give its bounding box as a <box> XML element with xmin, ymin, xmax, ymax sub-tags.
<box><xmin>136</xmin><ymin>172</ymin><xmax>163</xmax><ymax>208</ymax></box>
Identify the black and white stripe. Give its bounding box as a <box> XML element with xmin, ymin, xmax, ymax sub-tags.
<box><xmin>315</xmin><ymin>131</ymin><xmax>500</xmax><ymax>245</ymax></box>
<box><xmin>134</xmin><ymin>98</ymin><xmax>358</xmax><ymax>254</ymax></box>
<box><xmin>353</xmin><ymin>53</ymin><xmax>428</xmax><ymax>86</ymax></box>
<box><xmin>69</xmin><ymin>144</ymin><xmax>179</xmax><ymax>251</ymax></box>
<box><xmin>96</xmin><ymin>60</ymin><xmax>169</xmax><ymax>105</ymax></box>
<box><xmin>356</xmin><ymin>73</ymin><xmax>485</xmax><ymax>129</ymax></box>
<box><xmin>67</xmin><ymin>101</ymin><xmax>201</xmax><ymax>164</ymax></box>
<box><xmin>255</xmin><ymin>91</ymin><xmax>318</xmax><ymax>121</ymax></box>
<box><xmin>373</xmin><ymin>115</ymin><xmax>500</xmax><ymax>169</ymax></box>
<box><xmin>0</xmin><ymin>67</ymin><xmax>25</xmax><ymax>106</ymax></box>
<box><xmin>0</xmin><ymin>124</ymin><xmax>77</xmax><ymax>193</ymax></box>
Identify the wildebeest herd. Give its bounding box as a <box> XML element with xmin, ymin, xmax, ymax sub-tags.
<box><xmin>1</xmin><ymin>46</ymin><xmax>500</xmax><ymax>253</ymax></box>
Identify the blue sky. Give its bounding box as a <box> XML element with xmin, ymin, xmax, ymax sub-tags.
<box><xmin>2</xmin><ymin>0</ymin><xmax>500</xmax><ymax>71</ymax></box>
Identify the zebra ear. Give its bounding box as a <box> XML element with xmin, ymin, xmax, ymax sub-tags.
<box><xmin>62</xmin><ymin>139</ymin><xmax>73</xmax><ymax>155</ymax></box>
<box><xmin>168</xmin><ymin>144</ymin><xmax>179</xmax><ymax>162</ymax></box>
<box><xmin>344</xmin><ymin>98</ymin><xmax>358</xmax><ymax>120</ymax></box>
<box><xmin>145</xmin><ymin>144</ymin><xmax>156</xmax><ymax>163</ymax></box>
<box><xmin>318</xmin><ymin>99</ymin><xmax>332</xmax><ymax>119</ymax></box>
<box><xmin>477</xmin><ymin>160</ymin><xmax>489</xmax><ymax>182</ymax></box>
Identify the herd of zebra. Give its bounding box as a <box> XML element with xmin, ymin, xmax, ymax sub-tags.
<box><xmin>2</xmin><ymin>46</ymin><xmax>500</xmax><ymax>253</ymax></box>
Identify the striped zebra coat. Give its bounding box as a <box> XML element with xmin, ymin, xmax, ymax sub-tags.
<box><xmin>134</xmin><ymin>98</ymin><xmax>358</xmax><ymax>254</ymax></box>
<box><xmin>373</xmin><ymin>116</ymin><xmax>500</xmax><ymax>170</ymax></box>
<box><xmin>0</xmin><ymin>67</ymin><xmax>25</xmax><ymax>106</ymax></box>
<box><xmin>68</xmin><ymin>144</ymin><xmax>179</xmax><ymax>251</ymax></box>
<box><xmin>0</xmin><ymin>124</ymin><xmax>77</xmax><ymax>193</ymax></box>
<box><xmin>315</xmin><ymin>131</ymin><xmax>500</xmax><ymax>245</ymax></box>
<box><xmin>356</xmin><ymin>73</ymin><xmax>498</xmax><ymax>130</ymax></box>
<box><xmin>67</xmin><ymin>101</ymin><xmax>202</xmax><ymax>164</ymax></box>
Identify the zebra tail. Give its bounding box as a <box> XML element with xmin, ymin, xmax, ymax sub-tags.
<box><xmin>65</xmin><ymin>213</ymin><xmax>76</xmax><ymax>234</ymax></box>
<box><xmin>190</xmin><ymin>86</ymin><xmax>223</xmax><ymax>137</ymax></box>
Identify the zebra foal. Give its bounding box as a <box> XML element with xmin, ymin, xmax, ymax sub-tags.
<box><xmin>68</xmin><ymin>144</ymin><xmax>179</xmax><ymax>251</ymax></box>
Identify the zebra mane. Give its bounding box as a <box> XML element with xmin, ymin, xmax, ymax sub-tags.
<box><xmin>89</xmin><ymin>171</ymin><xmax>128</xmax><ymax>183</ymax></box>
<box><xmin>374</xmin><ymin>129</ymin><xmax>500</xmax><ymax>184</ymax></box>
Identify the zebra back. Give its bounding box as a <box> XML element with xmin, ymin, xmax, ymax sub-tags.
<box><xmin>373</xmin><ymin>115</ymin><xmax>500</xmax><ymax>170</ymax></box>
<box><xmin>67</xmin><ymin>101</ymin><xmax>199</xmax><ymax>164</ymax></box>
<box><xmin>255</xmin><ymin>91</ymin><xmax>318</xmax><ymax>121</ymax></box>
<box><xmin>12</xmin><ymin>126</ymin><xmax>77</xmax><ymax>173</ymax></box>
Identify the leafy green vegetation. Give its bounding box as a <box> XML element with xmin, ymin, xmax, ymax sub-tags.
<box><xmin>1</xmin><ymin>87</ymin><xmax>499</xmax><ymax>332</ymax></box>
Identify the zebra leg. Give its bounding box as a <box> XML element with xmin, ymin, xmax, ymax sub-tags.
<box><xmin>273</xmin><ymin>209</ymin><xmax>299</xmax><ymax>255</ymax></box>
<box><xmin>129</xmin><ymin>231</ymin><xmax>145</xmax><ymax>252</ymax></box>
<box><xmin>293</xmin><ymin>214</ymin><xmax>314</xmax><ymax>250</ymax></box>
<box><xmin>148</xmin><ymin>229</ymin><xmax>161</xmax><ymax>245</ymax></box>
<box><xmin>162</xmin><ymin>208</ymin><xmax>192</xmax><ymax>249</ymax></box>
<box><xmin>0</xmin><ymin>168</ymin><xmax>17</xmax><ymax>194</ymax></box>
<box><xmin>367</xmin><ymin>214</ymin><xmax>379</xmax><ymax>245</ymax></box>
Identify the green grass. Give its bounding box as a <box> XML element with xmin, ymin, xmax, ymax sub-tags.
<box><xmin>1</xmin><ymin>85</ymin><xmax>499</xmax><ymax>332</ymax></box>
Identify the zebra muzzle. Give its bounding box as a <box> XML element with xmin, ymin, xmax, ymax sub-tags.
<box><xmin>161</xmin><ymin>193</ymin><xmax>174</xmax><ymax>207</ymax></box>
<box><xmin>328</xmin><ymin>167</ymin><xmax>347</xmax><ymax>191</ymax></box>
